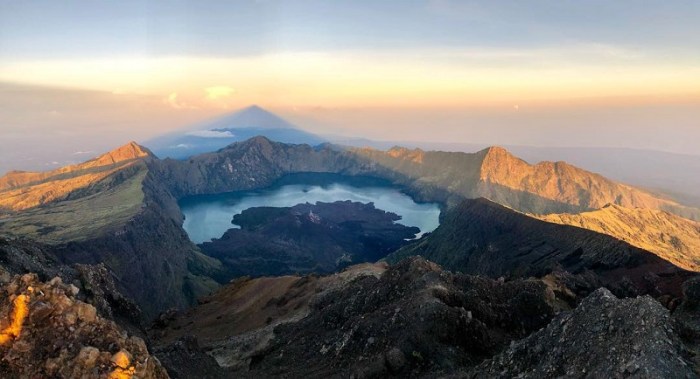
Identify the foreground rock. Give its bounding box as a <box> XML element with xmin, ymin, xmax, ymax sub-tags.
<box><xmin>152</xmin><ymin>262</ymin><xmax>388</xmax><ymax>373</ymax></box>
<box><xmin>470</xmin><ymin>288</ymin><xmax>696</xmax><ymax>378</ymax></box>
<box><xmin>155</xmin><ymin>257</ymin><xmax>566</xmax><ymax>376</ymax></box>
<box><xmin>247</xmin><ymin>257</ymin><xmax>564</xmax><ymax>377</ymax></box>
<box><xmin>0</xmin><ymin>273</ymin><xmax>168</xmax><ymax>378</ymax></box>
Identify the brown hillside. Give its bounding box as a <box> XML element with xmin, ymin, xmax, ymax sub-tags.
<box><xmin>538</xmin><ymin>204</ymin><xmax>700</xmax><ymax>272</ymax></box>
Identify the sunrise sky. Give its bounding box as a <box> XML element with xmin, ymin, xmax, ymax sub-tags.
<box><xmin>1</xmin><ymin>0</ymin><xmax>699</xmax><ymax>172</ymax></box>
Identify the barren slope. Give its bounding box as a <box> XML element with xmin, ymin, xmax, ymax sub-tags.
<box><xmin>538</xmin><ymin>204</ymin><xmax>700</xmax><ymax>272</ymax></box>
<box><xmin>0</xmin><ymin>143</ymin><xmax>152</xmax><ymax>242</ymax></box>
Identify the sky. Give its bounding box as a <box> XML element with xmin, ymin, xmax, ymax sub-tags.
<box><xmin>1</xmin><ymin>0</ymin><xmax>699</xmax><ymax>172</ymax></box>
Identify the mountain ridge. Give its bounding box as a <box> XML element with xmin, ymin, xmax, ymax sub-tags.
<box><xmin>0</xmin><ymin>141</ymin><xmax>153</xmax><ymax>193</ymax></box>
<box><xmin>350</xmin><ymin>142</ymin><xmax>700</xmax><ymax>219</ymax></box>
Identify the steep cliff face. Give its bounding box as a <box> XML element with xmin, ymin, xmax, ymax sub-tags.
<box><xmin>151</xmin><ymin>137</ymin><xmax>368</xmax><ymax>198</ymax></box>
<box><xmin>52</xmin><ymin>171</ymin><xmax>221</xmax><ymax>320</ymax></box>
<box><xmin>1</xmin><ymin>235</ymin><xmax>145</xmax><ymax>335</ymax></box>
<box><xmin>539</xmin><ymin>204</ymin><xmax>700</xmax><ymax>272</ymax></box>
<box><xmin>389</xmin><ymin>198</ymin><xmax>694</xmax><ymax>299</ymax></box>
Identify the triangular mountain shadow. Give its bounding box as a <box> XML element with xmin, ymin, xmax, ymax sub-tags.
<box><xmin>145</xmin><ymin>105</ymin><xmax>325</xmax><ymax>159</ymax></box>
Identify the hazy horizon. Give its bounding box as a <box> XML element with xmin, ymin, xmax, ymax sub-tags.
<box><xmin>1</xmin><ymin>1</ymin><xmax>699</xmax><ymax>173</ymax></box>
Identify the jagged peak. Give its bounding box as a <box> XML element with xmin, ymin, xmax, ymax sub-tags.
<box><xmin>478</xmin><ymin>145</ymin><xmax>516</xmax><ymax>158</ymax></box>
<box><xmin>387</xmin><ymin>145</ymin><xmax>424</xmax><ymax>154</ymax></box>
<box><xmin>241</xmin><ymin>135</ymin><xmax>274</xmax><ymax>146</ymax></box>
<box><xmin>477</xmin><ymin>145</ymin><xmax>529</xmax><ymax>178</ymax></box>
<box><xmin>221</xmin><ymin>135</ymin><xmax>276</xmax><ymax>151</ymax></box>
<box><xmin>96</xmin><ymin>141</ymin><xmax>154</xmax><ymax>164</ymax></box>
<box><xmin>386</xmin><ymin>146</ymin><xmax>425</xmax><ymax>163</ymax></box>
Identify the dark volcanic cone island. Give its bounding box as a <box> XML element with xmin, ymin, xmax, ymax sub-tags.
<box><xmin>200</xmin><ymin>200</ymin><xmax>419</xmax><ymax>280</ymax></box>
<box><xmin>1</xmin><ymin>136</ymin><xmax>700</xmax><ymax>377</ymax></box>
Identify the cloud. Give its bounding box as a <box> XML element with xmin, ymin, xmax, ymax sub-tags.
<box><xmin>72</xmin><ymin>150</ymin><xmax>94</xmax><ymax>155</ymax></box>
<box><xmin>205</xmin><ymin>86</ymin><xmax>235</xmax><ymax>100</ymax></box>
<box><xmin>164</xmin><ymin>92</ymin><xmax>199</xmax><ymax>109</ymax></box>
<box><xmin>185</xmin><ymin>130</ymin><xmax>235</xmax><ymax>138</ymax></box>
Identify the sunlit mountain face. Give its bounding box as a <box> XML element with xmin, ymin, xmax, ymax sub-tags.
<box><xmin>1</xmin><ymin>1</ymin><xmax>700</xmax><ymax>378</ymax></box>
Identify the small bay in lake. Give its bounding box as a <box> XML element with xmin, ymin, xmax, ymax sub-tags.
<box><xmin>179</xmin><ymin>174</ymin><xmax>441</xmax><ymax>244</ymax></box>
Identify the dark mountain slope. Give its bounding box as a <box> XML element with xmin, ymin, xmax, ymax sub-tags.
<box><xmin>0</xmin><ymin>235</ymin><xmax>144</xmax><ymax>336</ymax></box>
<box><xmin>154</xmin><ymin>257</ymin><xmax>565</xmax><ymax>377</ymax></box>
<box><xmin>389</xmin><ymin>198</ymin><xmax>694</xmax><ymax>298</ymax></box>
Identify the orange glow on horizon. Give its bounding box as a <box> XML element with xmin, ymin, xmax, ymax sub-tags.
<box><xmin>1</xmin><ymin>50</ymin><xmax>699</xmax><ymax>110</ymax></box>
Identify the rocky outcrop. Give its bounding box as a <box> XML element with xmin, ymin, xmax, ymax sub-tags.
<box><xmin>151</xmin><ymin>263</ymin><xmax>388</xmax><ymax>372</ymax></box>
<box><xmin>200</xmin><ymin>201</ymin><xmax>419</xmax><ymax>279</ymax></box>
<box><xmin>470</xmin><ymin>288</ymin><xmax>696</xmax><ymax>378</ymax></box>
<box><xmin>74</xmin><ymin>263</ymin><xmax>144</xmax><ymax>334</ymax></box>
<box><xmin>1</xmin><ymin>236</ymin><xmax>146</xmax><ymax>334</ymax></box>
<box><xmin>153</xmin><ymin>336</ymin><xmax>228</xmax><ymax>379</ymax></box>
<box><xmin>0</xmin><ymin>273</ymin><xmax>169</xmax><ymax>378</ymax></box>
<box><xmin>389</xmin><ymin>198</ymin><xmax>695</xmax><ymax>299</ymax></box>
<box><xmin>247</xmin><ymin>257</ymin><xmax>564</xmax><ymax>377</ymax></box>
<box><xmin>0</xmin><ymin>235</ymin><xmax>73</xmax><ymax>283</ymax></box>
